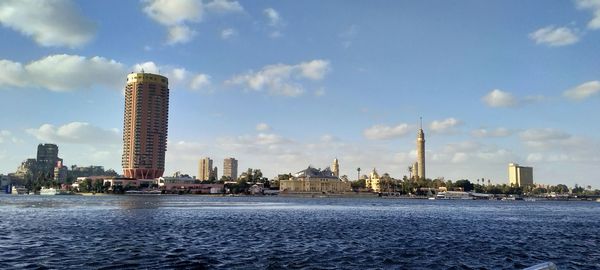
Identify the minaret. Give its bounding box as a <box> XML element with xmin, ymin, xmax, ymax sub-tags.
<box><xmin>332</xmin><ymin>158</ymin><xmax>340</xmax><ymax>177</ymax></box>
<box><xmin>416</xmin><ymin>117</ymin><xmax>426</xmax><ymax>180</ymax></box>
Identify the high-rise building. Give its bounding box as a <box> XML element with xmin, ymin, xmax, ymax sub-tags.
<box><xmin>508</xmin><ymin>163</ymin><xmax>533</xmax><ymax>187</ymax></box>
<box><xmin>332</xmin><ymin>158</ymin><xmax>339</xmax><ymax>177</ymax></box>
<box><xmin>198</xmin><ymin>157</ymin><xmax>213</xmax><ymax>181</ymax></box>
<box><xmin>121</xmin><ymin>72</ymin><xmax>169</xmax><ymax>179</ymax></box>
<box><xmin>223</xmin><ymin>158</ymin><xmax>238</xmax><ymax>180</ymax></box>
<box><xmin>212</xmin><ymin>167</ymin><xmax>218</xmax><ymax>180</ymax></box>
<box><xmin>37</xmin><ymin>143</ymin><xmax>59</xmax><ymax>165</ymax></box>
<box><xmin>416</xmin><ymin>118</ymin><xmax>426</xmax><ymax>180</ymax></box>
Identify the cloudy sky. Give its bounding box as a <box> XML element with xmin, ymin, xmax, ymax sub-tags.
<box><xmin>1</xmin><ymin>0</ymin><xmax>599</xmax><ymax>186</ymax></box>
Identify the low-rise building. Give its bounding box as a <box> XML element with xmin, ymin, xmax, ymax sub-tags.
<box><xmin>103</xmin><ymin>178</ymin><xmax>157</xmax><ymax>190</ymax></box>
<box><xmin>158</xmin><ymin>176</ymin><xmax>223</xmax><ymax>193</ymax></box>
<box><xmin>280</xmin><ymin>166</ymin><xmax>351</xmax><ymax>194</ymax></box>
<box><xmin>366</xmin><ymin>168</ymin><xmax>381</xmax><ymax>192</ymax></box>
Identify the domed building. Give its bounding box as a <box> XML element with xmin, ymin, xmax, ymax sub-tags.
<box><xmin>279</xmin><ymin>165</ymin><xmax>351</xmax><ymax>194</ymax></box>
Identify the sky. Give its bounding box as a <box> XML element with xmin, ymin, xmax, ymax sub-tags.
<box><xmin>0</xmin><ymin>0</ymin><xmax>599</xmax><ymax>187</ymax></box>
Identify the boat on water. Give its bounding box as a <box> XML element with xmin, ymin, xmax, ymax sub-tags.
<box><xmin>40</xmin><ymin>187</ymin><xmax>72</xmax><ymax>195</ymax></box>
<box><xmin>11</xmin><ymin>186</ymin><xmax>28</xmax><ymax>195</ymax></box>
<box><xmin>125</xmin><ymin>190</ymin><xmax>162</xmax><ymax>195</ymax></box>
<box><xmin>436</xmin><ymin>191</ymin><xmax>473</xmax><ymax>200</ymax></box>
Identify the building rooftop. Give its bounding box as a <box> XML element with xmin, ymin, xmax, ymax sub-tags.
<box><xmin>293</xmin><ymin>166</ymin><xmax>338</xmax><ymax>179</ymax></box>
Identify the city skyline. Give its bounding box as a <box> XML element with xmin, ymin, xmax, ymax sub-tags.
<box><xmin>0</xmin><ymin>1</ymin><xmax>599</xmax><ymax>186</ymax></box>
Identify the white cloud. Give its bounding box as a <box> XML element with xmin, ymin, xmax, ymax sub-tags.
<box><xmin>363</xmin><ymin>123</ymin><xmax>411</xmax><ymax>140</ymax></box>
<box><xmin>471</xmin><ymin>127</ymin><xmax>512</xmax><ymax>138</ymax></box>
<box><xmin>170</xmin><ymin>68</ymin><xmax>188</xmax><ymax>82</ymax></box>
<box><xmin>482</xmin><ymin>89</ymin><xmax>518</xmax><ymax>107</ymax></box>
<box><xmin>434</xmin><ymin>141</ymin><xmax>516</xmax><ymax>165</ymax></box>
<box><xmin>299</xmin><ymin>60</ymin><xmax>330</xmax><ymax>80</ymax></box>
<box><xmin>519</xmin><ymin>128</ymin><xmax>571</xmax><ymax>142</ymax></box>
<box><xmin>205</xmin><ymin>0</ymin><xmax>243</xmax><ymax>13</ymax></box>
<box><xmin>132</xmin><ymin>61</ymin><xmax>160</xmax><ymax>74</ymax></box>
<box><xmin>429</xmin><ymin>118</ymin><xmax>463</xmax><ymax>134</ymax></box>
<box><xmin>0</xmin><ymin>130</ymin><xmax>22</xmax><ymax>144</ymax></box>
<box><xmin>143</xmin><ymin>0</ymin><xmax>203</xmax><ymax>26</ymax></box>
<box><xmin>226</xmin><ymin>59</ymin><xmax>331</xmax><ymax>97</ymax></box>
<box><xmin>263</xmin><ymin>8</ymin><xmax>283</xmax><ymax>38</ymax></box>
<box><xmin>221</xmin><ymin>28</ymin><xmax>237</xmax><ymax>39</ymax></box>
<box><xmin>167</xmin><ymin>25</ymin><xmax>196</xmax><ymax>45</ymax></box>
<box><xmin>256</xmin><ymin>123</ymin><xmax>271</xmax><ymax>132</ymax></box>
<box><xmin>190</xmin><ymin>73</ymin><xmax>211</xmax><ymax>91</ymax></box>
<box><xmin>26</xmin><ymin>122</ymin><xmax>121</xmax><ymax>145</ymax></box>
<box><xmin>482</xmin><ymin>89</ymin><xmax>545</xmax><ymax>108</ymax></box>
<box><xmin>314</xmin><ymin>88</ymin><xmax>326</xmax><ymax>97</ymax></box>
<box><xmin>0</xmin><ymin>0</ymin><xmax>95</xmax><ymax>48</ymax></box>
<box><xmin>529</xmin><ymin>26</ymin><xmax>580</xmax><ymax>46</ymax></box>
<box><xmin>264</xmin><ymin>8</ymin><xmax>281</xmax><ymax>26</ymax></box>
<box><xmin>143</xmin><ymin>0</ymin><xmax>244</xmax><ymax>45</ymax></box>
<box><xmin>576</xmin><ymin>0</ymin><xmax>600</xmax><ymax>29</ymax></box>
<box><xmin>563</xmin><ymin>81</ymin><xmax>600</xmax><ymax>100</ymax></box>
<box><xmin>0</xmin><ymin>54</ymin><xmax>124</xmax><ymax>92</ymax></box>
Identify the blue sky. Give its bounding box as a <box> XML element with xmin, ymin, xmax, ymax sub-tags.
<box><xmin>1</xmin><ymin>0</ymin><xmax>599</xmax><ymax>187</ymax></box>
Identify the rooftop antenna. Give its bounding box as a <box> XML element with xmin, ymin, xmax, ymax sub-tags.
<box><xmin>141</xmin><ymin>68</ymin><xmax>145</xmax><ymax>73</ymax></box>
<box><xmin>419</xmin><ymin>116</ymin><xmax>422</xmax><ymax>130</ymax></box>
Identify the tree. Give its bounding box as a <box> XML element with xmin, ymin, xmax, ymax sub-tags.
<box><xmin>351</xmin><ymin>179</ymin><xmax>366</xmax><ymax>190</ymax></box>
<box><xmin>572</xmin><ymin>184</ymin><xmax>584</xmax><ymax>194</ymax></box>
<box><xmin>252</xmin><ymin>169</ymin><xmax>263</xmax><ymax>182</ymax></box>
<box><xmin>219</xmin><ymin>176</ymin><xmax>232</xmax><ymax>183</ymax></box>
<box><xmin>454</xmin><ymin>179</ymin><xmax>474</xmax><ymax>192</ymax></box>
<box><xmin>551</xmin><ymin>184</ymin><xmax>569</xmax><ymax>194</ymax></box>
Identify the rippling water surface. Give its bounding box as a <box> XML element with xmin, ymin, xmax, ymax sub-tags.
<box><xmin>1</xmin><ymin>195</ymin><xmax>599</xmax><ymax>269</ymax></box>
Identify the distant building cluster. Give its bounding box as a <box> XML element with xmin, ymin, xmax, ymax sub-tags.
<box><xmin>1</xmin><ymin>71</ymin><xmax>551</xmax><ymax>196</ymax></box>
<box><xmin>12</xmin><ymin>144</ymin><xmax>65</xmax><ymax>184</ymax></box>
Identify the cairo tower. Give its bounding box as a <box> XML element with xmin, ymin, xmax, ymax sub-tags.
<box><xmin>121</xmin><ymin>72</ymin><xmax>169</xmax><ymax>179</ymax></box>
<box><xmin>416</xmin><ymin>118</ymin><xmax>426</xmax><ymax>180</ymax></box>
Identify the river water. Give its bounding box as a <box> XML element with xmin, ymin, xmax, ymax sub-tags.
<box><xmin>1</xmin><ymin>195</ymin><xmax>599</xmax><ymax>269</ymax></box>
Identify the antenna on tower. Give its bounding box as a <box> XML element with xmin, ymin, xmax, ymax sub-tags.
<box><xmin>419</xmin><ymin>116</ymin><xmax>422</xmax><ymax>130</ymax></box>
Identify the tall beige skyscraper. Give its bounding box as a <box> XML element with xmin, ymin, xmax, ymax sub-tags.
<box><xmin>122</xmin><ymin>72</ymin><xmax>169</xmax><ymax>179</ymax></box>
<box><xmin>332</xmin><ymin>158</ymin><xmax>339</xmax><ymax>177</ymax></box>
<box><xmin>198</xmin><ymin>157</ymin><xmax>213</xmax><ymax>181</ymax></box>
<box><xmin>223</xmin><ymin>158</ymin><xmax>238</xmax><ymax>180</ymax></box>
<box><xmin>508</xmin><ymin>163</ymin><xmax>533</xmax><ymax>187</ymax></box>
<box><xmin>416</xmin><ymin>118</ymin><xmax>426</xmax><ymax>180</ymax></box>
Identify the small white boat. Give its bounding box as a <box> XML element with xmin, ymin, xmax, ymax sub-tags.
<box><xmin>40</xmin><ymin>187</ymin><xmax>71</xmax><ymax>195</ymax></box>
<box><xmin>11</xmin><ymin>186</ymin><xmax>28</xmax><ymax>195</ymax></box>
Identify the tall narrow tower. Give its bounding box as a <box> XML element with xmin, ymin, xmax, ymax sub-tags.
<box><xmin>332</xmin><ymin>158</ymin><xmax>339</xmax><ymax>177</ymax></box>
<box><xmin>416</xmin><ymin>117</ymin><xmax>426</xmax><ymax>180</ymax></box>
<box><xmin>122</xmin><ymin>72</ymin><xmax>169</xmax><ymax>179</ymax></box>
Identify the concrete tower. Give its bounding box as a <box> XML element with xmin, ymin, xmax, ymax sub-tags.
<box><xmin>416</xmin><ymin>117</ymin><xmax>426</xmax><ymax>180</ymax></box>
<box><xmin>223</xmin><ymin>157</ymin><xmax>238</xmax><ymax>180</ymax></box>
<box><xmin>121</xmin><ymin>72</ymin><xmax>169</xmax><ymax>179</ymax></box>
<box><xmin>332</xmin><ymin>158</ymin><xmax>339</xmax><ymax>177</ymax></box>
<box><xmin>198</xmin><ymin>157</ymin><xmax>213</xmax><ymax>181</ymax></box>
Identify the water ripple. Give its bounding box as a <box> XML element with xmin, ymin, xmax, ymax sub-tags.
<box><xmin>1</xmin><ymin>196</ymin><xmax>599</xmax><ymax>269</ymax></box>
